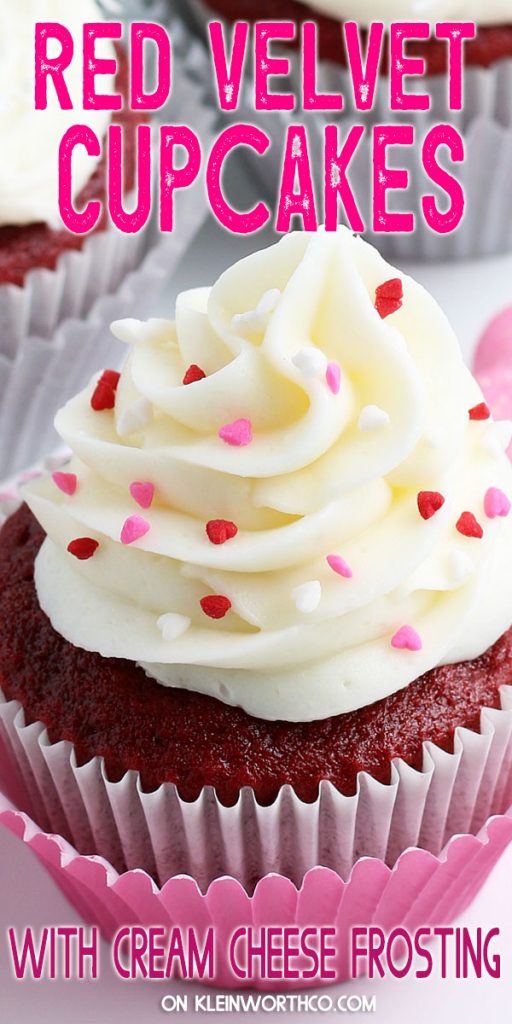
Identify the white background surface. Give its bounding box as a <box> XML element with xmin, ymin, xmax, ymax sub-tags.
<box><xmin>2</xmin><ymin>212</ymin><xmax>512</xmax><ymax>1023</ymax></box>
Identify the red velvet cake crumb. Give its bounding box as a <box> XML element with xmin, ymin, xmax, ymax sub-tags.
<box><xmin>1</xmin><ymin>504</ymin><xmax>511</xmax><ymax>806</ymax></box>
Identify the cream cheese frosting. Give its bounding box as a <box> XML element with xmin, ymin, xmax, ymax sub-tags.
<box><xmin>0</xmin><ymin>0</ymin><xmax>115</xmax><ymax>227</ymax></box>
<box><xmin>298</xmin><ymin>0</ymin><xmax>510</xmax><ymax>25</ymax></box>
<box><xmin>23</xmin><ymin>228</ymin><xmax>512</xmax><ymax>721</ymax></box>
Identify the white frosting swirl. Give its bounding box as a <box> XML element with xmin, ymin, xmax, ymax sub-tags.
<box><xmin>0</xmin><ymin>0</ymin><xmax>115</xmax><ymax>227</ymax></box>
<box><xmin>300</xmin><ymin>0</ymin><xmax>510</xmax><ymax>25</ymax></box>
<box><xmin>23</xmin><ymin>229</ymin><xmax>512</xmax><ymax>721</ymax></box>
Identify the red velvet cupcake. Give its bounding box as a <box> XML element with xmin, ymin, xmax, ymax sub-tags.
<box><xmin>0</xmin><ymin>0</ymin><xmax>152</xmax><ymax>358</ymax></box>
<box><xmin>2</xmin><ymin>227</ymin><xmax>512</xmax><ymax>890</ymax></box>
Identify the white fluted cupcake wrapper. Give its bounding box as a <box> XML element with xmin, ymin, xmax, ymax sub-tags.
<box><xmin>2</xmin><ymin>476</ymin><xmax>512</xmax><ymax>892</ymax></box>
<box><xmin>1</xmin><ymin>685</ymin><xmax>512</xmax><ymax>895</ymax></box>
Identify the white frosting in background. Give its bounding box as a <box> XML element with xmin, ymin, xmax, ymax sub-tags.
<box><xmin>0</xmin><ymin>0</ymin><xmax>115</xmax><ymax>227</ymax></box>
<box><xmin>300</xmin><ymin>0</ymin><xmax>510</xmax><ymax>25</ymax></box>
<box><xmin>23</xmin><ymin>229</ymin><xmax>512</xmax><ymax>722</ymax></box>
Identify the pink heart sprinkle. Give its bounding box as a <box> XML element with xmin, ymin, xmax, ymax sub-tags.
<box><xmin>391</xmin><ymin>625</ymin><xmax>422</xmax><ymax>652</ymax></box>
<box><xmin>52</xmin><ymin>471</ymin><xmax>77</xmax><ymax>496</ymax></box>
<box><xmin>218</xmin><ymin>418</ymin><xmax>253</xmax><ymax>447</ymax></box>
<box><xmin>121</xmin><ymin>515</ymin><xmax>150</xmax><ymax>545</ymax></box>
<box><xmin>326</xmin><ymin>554</ymin><xmax>353</xmax><ymax>578</ymax></box>
<box><xmin>484</xmin><ymin>486</ymin><xmax>511</xmax><ymax>519</ymax></box>
<box><xmin>129</xmin><ymin>481</ymin><xmax>155</xmax><ymax>510</ymax></box>
<box><xmin>326</xmin><ymin>362</ymin><xmax>341</xmax><ymax>395</ymax></box>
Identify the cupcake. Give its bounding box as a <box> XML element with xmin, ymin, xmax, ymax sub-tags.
<box><xmin>185</xmin><ymin>0</ymin><xmax>512</xmax><ymax>260</ymax></box>
<box><xmin>2</xmin><ymin>227</ymin><xmax>512</xmax><ymax>982</ymax></box>
<box><xmin>0</xmin><ymin>0</ymin><xmax>217</xmax><ymax>480</ymax></box>
<box><xmin>0</xmin><ymin>0</ymin><xmax>150</xmax><ymax>342</ymax></box>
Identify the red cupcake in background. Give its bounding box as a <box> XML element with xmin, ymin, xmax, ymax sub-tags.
<box><xmin>182</xmin><ymin>0</ymin><xmax>512</xmax><ymax>260</ymax></box>
<box><xmin>0</xmin><ymin>0</ymin><xmax>152</xmax><ymax>338</ymax></box>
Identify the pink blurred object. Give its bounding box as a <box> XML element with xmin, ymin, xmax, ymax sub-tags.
<box><xmin>1</xmin><ymin>791</ymin><xmax>511</xmax><ymax>990</ymax></box>
<box><xmin>474</xmin><ymin>306</ymin><xmax>512</xmax><ymax>377</ymax></box>
<box><xmin>473</xmin><ymin>306</ymin><xmax>512</xmax><ymax>459</ymax></box>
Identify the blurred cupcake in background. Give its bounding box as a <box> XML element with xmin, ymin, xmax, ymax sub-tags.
<box><xmin>184</xmin><ymin>0</ymin><xmax>512</xmax><ymax>260</ymax></box>
<box><xmin>0</xmin><ymin>0</ymin><xmax>216</xmax><ymax>479</ymax></box>
<box><xmin>0</xmin><ymin>0</ymin><xmax>153</xmax><ymax>347</ymax></box>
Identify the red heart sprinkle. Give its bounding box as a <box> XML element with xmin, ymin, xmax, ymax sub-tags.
<box><xmin>375</xmin><ymin>279</ymin><xmax>403</xmax><ymax>319</ymax></box>
<box><xmin>200</xmin><ymin>595</ymin><xmax>232</xmax><ymax>619</ymax></box>
<box><xmin>456</xmin><ymin>511</ymin><xmax>483</xmax><ymax>539</ymax></box>
<box><xmin>206</xmin><ymin>519</ymin><xmax>238</xmax><ymax>544</ymax></box>
<box><xmin>67</xmin><ymin>537</ymin><xmax>99</xmax><ymax>560</ymax></box>
<box><xmin>183</xmin><ymin>364</ymin><xmax>206</xmax><ymax>385</ymax></box>
<box><xmin>468</xmin><ymin>402</ymin><xmax>491</xmax><ymax>421</ymax></box>
<box><xmin>102</xmin><ymin>369</ymin><xmax>121</xmax><ymax>387</ymax></box>
<box><xmin>90</xmin><ymin>370</ymin><xmax>121</xmax><ymax>411</ymax></box>
<box><xmin>417</xmin><ymin>490</ymin><xmax>445</xmax><ymax>520</ymax></box>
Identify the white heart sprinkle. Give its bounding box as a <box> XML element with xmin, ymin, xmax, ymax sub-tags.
<box><xmin>117</xmin><ymin>397</ymin><xmax>153</xmax><ymax>437</ymax></box>
<box><xmin>231</xmin><ymin>289</ymin><xmax>281</xmax><ymax>334</ymax></box>
<box><xmin>292</xmin><ymin>347</ymin><xmax>327</xmax><ymax>378</ymax></box>
<box><xmin>447</xmin><ymin>548</ymin><xmax>475</xmax><ymax>584</ymax></box>
<box><xmin>256</xmin><ymin>288</ymin><xmax>281</xmax><ymax>316</ymax></box>
<box><xmin>358</xmin><ymin>405</ymin><xmax>390</xmax><ymax>431</ymax></box>
<box><xmin>292</xmin><ymin>580</ymin><xmax>322</xmax><ymax>614</ymax></box>
<box><xmin>111</xmin><ymin>318</ymin><xmax>171</xmax><ymax>346</ymax></box>
<box><xmin>43</xmin><ymin>449</ymin><xmax>72</xmax><ymax>472</ymax></box>
<box><xmin>157</xmin><ymin>613</ymin><xmax>191</xmax><ymax>642</ymax></box>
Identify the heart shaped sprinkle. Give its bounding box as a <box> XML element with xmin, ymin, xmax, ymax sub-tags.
<box><xmin>183</xmin><ymin>364</ymin><xmax>206</xmax><ymax>385</ymax></box>
<box><xmin>391</xmin><ymin>625</ymin><xmax>422</xmax><ymax>652</ymax></box>
<box><xmin>326</xmin><ymin>554</ymin><xmax>353</xmax><ymax>578</ymax></box>
<box><xmin>206</xmin><ymin>519</ymin><xmax>238</xmax><ymax>544</ymax></box>
<box><xmin>157</xmin><ymin>612</ymin><xmax>191</xmax><ymax>641</ymax></box>
<box><xmin>67</xmin><ymin>537</ymin><xmax>99</xmax><ymax>560</ymax></box>
<box><xmin>129</xmin><ymin>481</ymin><xmax>155</xmax><ymax>510</ymax></box>
<box><xmin>117</xmin><ymin>397</ymin><xmax>153</xmax><ymax>438</ymax></box>
<box><xmin>375</xmin><ymin>278</ymin><xmax>403</xmax><ymax>319</ymax></box>
<box><xmin>90</xmin><ymin>369</ymin><xmax>120</xmax><ymax>411</ymax></box>
<box><xmin>292</xmin><ymin>580</ymin><xmax>322</xmax><ymax>614</ymax></box>
<box><xmin>417</xmin><ymin>490</ymin><xmax>445</xmax><ymax>520</ymax></box>
<box><xmin>218</xmin><ymin>418</ymin><xmax>253</xmax><ymax>447</ymax></box>
<box><xmin>120</xmin><ymin>515</ymin><xmax>150</xmax><ymax>545</ymax></box>
<box><xmin>456</xmin><ymin>511</ymin><xmax>483</xmax><ymax>539</ymax></box>
<box><xmin>358</xmin><ymin>405</ymin><xmax>390</xmax><ymax>431</ymax></box>
<box><xmin>200</xmin><ymin>595</ymin><xmax>232</xmax><ymax>619</ymax></box>
<box><xmin>326</xmin><ymin>361</ymin><xmax>341</xmax><ymax>395</ymax></box>
<box><xmin>469</xmin><ymin>402</ymin><xmax>491</xmax><ymax>421</ymax></box>
<box><xmin>52</xmin><ymin>471</ymin><xmax>77</xmax><ymax>496</ymax></box>
<box><xmin>292</xmin><ymin>347</ymin><xmax>327</xmax><ymax>378</ymax></box>
<box><xmin>484</xmin><ymin>487</ymin><xmax>511</xmax><ymax>520</ymax></box>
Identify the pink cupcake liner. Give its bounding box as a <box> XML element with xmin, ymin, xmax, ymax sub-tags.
<box><xmin>0</xmin><ymin>792</ymin><xmax>511</xmax><ymax>989</ymax></box>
